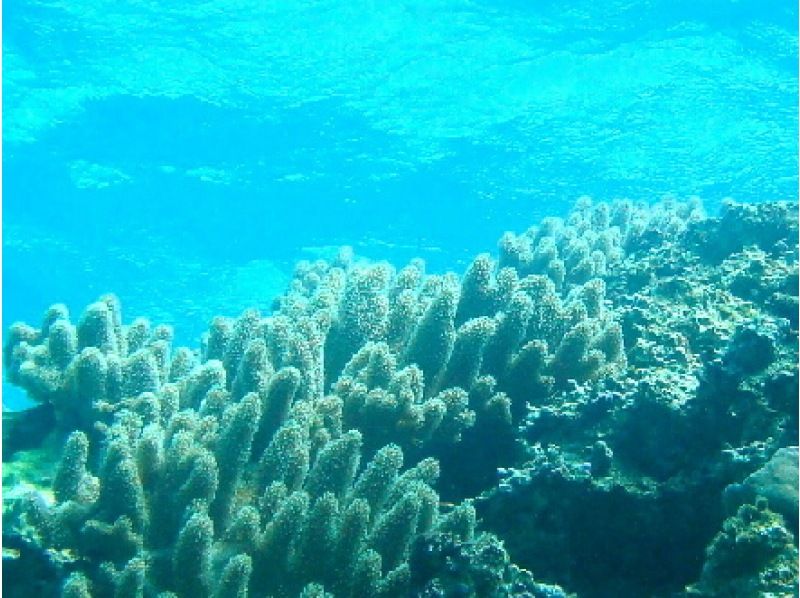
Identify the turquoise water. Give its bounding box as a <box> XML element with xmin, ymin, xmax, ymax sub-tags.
<box><xmin>3</xmin><ymin>10</ymin><xmax>798</xmax><ymax>366</ymax></box>
<box><xmin>4</xmin><ymin>0</ymin><xmax>797</xmax><ymax>358</ymax></box>
<box><xmin>2</xmin><ymin>5</ymin><xmax>798</xmax><ymax>405</ymax></box>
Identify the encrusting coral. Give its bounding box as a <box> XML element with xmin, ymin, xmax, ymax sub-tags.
<box><xmin>3</xmin><ymin>196</ymin><xmax>797</xmax><ymax>597</ymax></box>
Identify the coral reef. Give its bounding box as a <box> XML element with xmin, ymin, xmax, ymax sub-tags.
<box><xmin>258</xmin><ymin>245</ymin><xmax>626</xmax><ymax>481</ymax></box>
<box><xmin>3</xmin><ymin>196</ymin><xmax>797</xmax><ymax>597</ymax></box>
<box><xmin>9</xmin><ymin>394</ymin><xmax>491</xmax><ymax>596</ymax></box>
<box><xmin>476</xmin><ymin>198</ymin><xmax>799</xmax><ymax>596</ymax></box>
<box><xmin>3</xmin><ymin>295</ymin><xmax>180</xmax><ymax>436</ymax></box>
<box><xmin>688</xmin><ymin>500</ymin><xmax>799</xmax><ymax>597</ymax></box>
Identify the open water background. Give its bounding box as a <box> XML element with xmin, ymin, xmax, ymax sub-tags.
<box><xmin>3</xmin><ymin>0</ymin><xmax>798</xmax><ymax>408</ymax></box>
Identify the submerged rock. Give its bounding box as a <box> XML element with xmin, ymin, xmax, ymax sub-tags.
<box><xmin>689</xmin><ymin>500</ymin><xmax>799</xmax><ymax>597</ymax></box>
<box><xmin>724</xmin><ymin>446</ymin><xmax>799</xmax><ymax>533</ymax></box>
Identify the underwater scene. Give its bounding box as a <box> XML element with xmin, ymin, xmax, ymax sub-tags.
<box><xmin>2</xmin><ymin>0</ymin><xmax>799</xmax><ymax>596</ymax></box>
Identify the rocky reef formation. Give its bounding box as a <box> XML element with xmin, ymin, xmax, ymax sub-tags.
<box><xmin>477</xmin><ymin>198</ymin><xmax>799</xmax><ymax>595</ymax></box>
<box><xmin>3</xmin><ymin>197</ymin><xmax>797</xmax><ymax>597</ymax></box>
<box><xmin>688</xmin><ymin>499</ymin><xmax>798</xmax><ymax>596</ymax></box>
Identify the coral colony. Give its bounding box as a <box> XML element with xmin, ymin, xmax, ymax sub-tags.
<box><xmin>3</xmin><ymin>198</ymin><xmax>798</xmax><ymax>597</ymax></box>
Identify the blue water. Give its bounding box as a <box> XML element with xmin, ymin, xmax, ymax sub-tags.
<box><xmin>3</xmin><ymin>0</ymin><xmax>798</xmax><ymax>409</ymax></box>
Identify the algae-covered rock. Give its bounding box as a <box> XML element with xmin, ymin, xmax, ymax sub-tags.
<box><xmin>482</xmin><ymin>198</ymin><xmax>799</xmax><ymax>596</ymax></box>
<box><xmin>409</xmin><ymin>527</ymin><xmax>574</xmax><ymax>597</ymax></box>
<box><xmin>689</xmin><ymin>501</ymin><xmax>799</xmax><ymax>597</ymax></box>
<box><xmin>687</xmin><ymin>199</ymin><xmax>799</xmax><ymax>262</ymax></box>
<box><xmin>479</xmin><ymin>445</ymin><xmax>727</xmax><ymax>597</ymax></box>
<box><xmin>724</xmin><ymin>446</ymin><xmax>799</xmax><ymax>533</ymax></box>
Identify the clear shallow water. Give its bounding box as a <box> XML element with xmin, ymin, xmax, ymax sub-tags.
<box><xmin>3</xmin><ymin>0</ymin><xmax>798</xmax><ymax>406</ymax></box>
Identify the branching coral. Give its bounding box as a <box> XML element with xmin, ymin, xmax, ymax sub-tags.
<box><xmin>16</xmin><ymin>394</ymin><xmax>487</xmax><ymax>597</ymax></box>
<box><xmin>5</xmin><ymin>196</ymin><xmax>797</xmax><ymax>598</ymax></box>
<box><xmin>4</xmin><ymin>296</ymin><xmax>183</xmax><ymax>432</ymax></box>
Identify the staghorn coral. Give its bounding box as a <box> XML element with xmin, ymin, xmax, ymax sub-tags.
<box><xmin>0</xmin><ymin>200</ymin><xmax>663</xmax><ymax>560</ymax></box>
<box><xmin>333</xmin><ymin>342</ymin><xmax>475</xmax><ymax>455</ymax></box>
<box><xmin>177</xmin><ymin>242</ymin><xmax>624</xmax><ymax>486</ymax></box>
<box><xmin>494</xmin><ymin>195</ymin><xmax>683</xmax><ymax>291</ymax></box>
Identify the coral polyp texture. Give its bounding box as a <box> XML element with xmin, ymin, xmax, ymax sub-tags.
<box><xmin>3</xmin><ymin>197</ymin><xmax>798</xmax><ymax>597</ymax></box>
<box><xmin>4</xmin><ymin>295</ymin><xmax>177</xmax><ymax>434</ymax></box>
